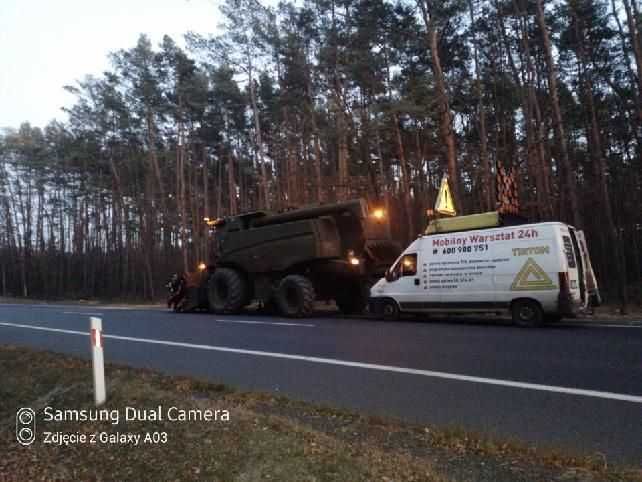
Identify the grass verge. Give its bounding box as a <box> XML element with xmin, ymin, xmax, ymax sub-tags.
<box><xmin>0</xmin><ymin>345</ymin><xmax>640</xmax><ymax>481</ymax></box>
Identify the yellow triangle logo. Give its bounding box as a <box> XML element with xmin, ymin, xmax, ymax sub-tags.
<box><xmin>511</xmin><ymin>258</ymin><xmax>556</xmax><ymax>291</ymax></box>
<box><xmin>435</xmin><ymin>176</ymin><xmax>456</xmax><ymax>216</ymax></box>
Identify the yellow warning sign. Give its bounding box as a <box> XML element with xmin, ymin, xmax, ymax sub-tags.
<box><xmin>511</xmin><ymin>258</ymin><xmax>556</xmax><ymax>291</ymax></box>
<box><xmin>435</xmin><ymin>176</ymin><xmax>456</xmax><ymax>216</ymax></box>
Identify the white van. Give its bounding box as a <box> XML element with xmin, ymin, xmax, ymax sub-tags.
<box><xmin>369</xmin><ymin>218</ymin><xmax>600</xmax><ymax>326</ymax></box>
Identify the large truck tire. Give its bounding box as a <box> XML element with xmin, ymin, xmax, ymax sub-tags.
<box><xmin>335</xmin><ymin>281</ymin><xmax>369</xmax><ymax>315</ymax></box>
<box><xmin>208</xmin><ymin>268</ymin><xmax>247</xmax><ymax>314</ymax></box>
<box><xmin>276</xmin><ymin>275</ymin><xmax>315</xmax><ymax>317</ymax></box>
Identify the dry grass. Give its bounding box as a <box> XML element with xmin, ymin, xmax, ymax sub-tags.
<box><xmin>0</xmin><ymin>345</ymin><xmax>640</xmax><ymax>481</ymax></box>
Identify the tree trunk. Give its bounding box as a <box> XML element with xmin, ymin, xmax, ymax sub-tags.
<box><xmin>202</xmin><ymin>146</ymin><xmax>209</xmax><ymax>262</ymax></box>
<box><xmin>216</xmin><ymin>157</ymin><xmax>223</xmax><ymax>218</ymax></box>
<box><xmin>145</xmin><ymin>110</ymin><xmax>166</xmax><ymax>209</ymax></box>
<box><xmin>248</xmin><ymin>65</ymin><xmax>271</xmax><ymax>210</ymax></box>
<box><xmin>418</xmin><ymin>1</ymin><xmax>462</xmax><ymax>212</ymax></box>
<box><xmin>588</xmin><ymin>88</ymin><xmax>628</xmax><ymax>310</ymax></box>
<box><xmin>306</xmin><ymin>59</ymin><xmax>323</xmax><ymax>203</ymax></box>
<box><xmin>1</xmin><ymin>260</ymin><xmax>6</xmax><ymax>297</ymax></box>
<box><xmin>393</xmin><ymin>113</ymin><xmax>416</xmax><ymax>243</ymax></box>
<box><xmin>228</xmin><ymin>148</ymin><xmax>237</xmax><ymax>215</ymax></box>
<box><xmin>375</xmin><ymin>126</ymin><xmax>391</xmax><ymax>228</ymax></box>
<box><xmin>535</xmin><ymin>0</ymin><xmax>582</xmax><ymax>227</ymax></box>
<box><xmin>621</xmin><ymin>0</ymin><xmax>642</xmax><ymax>121</ymax></box>
<box><xmin>468</xmin><ymin>0</ymin><xmax>492</xmax><ymax>211</ymax></box>
<box><xmin>429</xmin><ymin>26</ymin><xmax>461</xmax><ymax>212</ymax></box>
<box><xmin>572</xmin><ymin>6</ymin><xmax>629</xmax><ymax>311</ymax></box>
<box><xmin>337</xmin><ymin>115</ymin><xmax>350</xmax><ymax>201</ymax></box>
<box><xmin>177</xmin><ymin>126</ymin><xmax>189</xmax><ymax>273</ymax></box>
<box><xmin>514</xmin><ymin>1</ymin><xmax>552</xmax><ymax>219</ymax></box>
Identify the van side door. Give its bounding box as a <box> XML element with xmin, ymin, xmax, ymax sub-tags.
<box><xmin>384</xmin><ymin>251</ymin><xmax>425</xmax><ymax>310</ymax></box>
<box><xmin>575</xmin><ymin>230</ymin><xmax>601</xmax><ymax>306</ymax></box>
<box><xmin>560</xmin><ymin>228</ymin><xmax>585</xmax><ymax>307</ymax></box>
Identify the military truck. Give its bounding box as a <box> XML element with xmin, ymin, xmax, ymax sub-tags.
<box><xmin>171</xmin><ymin>199</ymin><xmax>400</xmax><ymax>317</ymax></box>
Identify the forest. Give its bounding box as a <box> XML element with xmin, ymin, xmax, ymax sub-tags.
<box><xmin>0</xmin><ymin>0</ymin><xmax>640</xmax><ymax>307</ymax></box>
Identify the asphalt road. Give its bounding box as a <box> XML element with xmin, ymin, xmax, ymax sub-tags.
<box><xmin>1</xmin><ymin>302</ymin><xmax>641</xmax><ymax>465</ymax></box>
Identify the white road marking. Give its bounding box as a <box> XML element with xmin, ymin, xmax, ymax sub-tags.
<box><xmin>0</xmin><ymin>303</ymin><xmax>163</xmax><ymax>311</ymax></box>
<box><xmin>215</xmin><ymin>318</ymin><xmax>314</xmax><ymax>328</ymax></box>
<box><xmin>0</xmin><ymin>303</ymin><xmax>83</xmax><ymax>309</ymax></box>
<box><xmin>63</xmin><ymin>312</ymin><xmax>104</xmax><ymax>316</ymax></box>
<box><xmin>2</xmin><ymin>321</ymin><xmax>642</xmax><ymax>404</ymax></box>
<box><xmin>0</xmin><ymin>322</ymin><xmax>87</xmax><ymax>336</ymax></box>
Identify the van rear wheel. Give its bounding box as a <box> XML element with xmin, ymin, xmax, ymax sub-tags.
<box><xmin>511</xmin><ymin>299</ymin><xmax>544</xmax><ymax>327</ymax></box>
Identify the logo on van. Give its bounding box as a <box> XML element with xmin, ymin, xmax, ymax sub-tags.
<box><xmin>511</xmin><ymin>258</ymin><xmax>556</xmax><ymax>291</ymax></box>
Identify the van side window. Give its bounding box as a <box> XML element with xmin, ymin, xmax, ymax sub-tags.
<box><xmin>400</xmin><ymin>253</ymin><xmax>417</xmax><ymax>276</ymax></box>
<box><xmin>387</xmin><ymin>253</ymin><xmax>417</xmax><ymax>282</ymax></box>
<box><xmin>562</xmin><ymin>235</ymin><xmax>577</xmax><ymax>268</ymax></box>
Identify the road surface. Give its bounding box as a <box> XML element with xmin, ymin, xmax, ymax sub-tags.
<box><xmin>1</xmin><ymin>302</ymin><xmax>641</xmax><ymax>465</ymax></box>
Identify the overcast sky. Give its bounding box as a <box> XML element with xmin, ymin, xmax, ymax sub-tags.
<box><xmin>0</xmin><ymin>0</ymin><xmax>220</xmax><ymax>129</ymax></box>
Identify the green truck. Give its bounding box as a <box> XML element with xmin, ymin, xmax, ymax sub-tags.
<box><xmin>169</xmin><ymin>199</ymin><xmax>400</xmax><ymax>317</ymax></box>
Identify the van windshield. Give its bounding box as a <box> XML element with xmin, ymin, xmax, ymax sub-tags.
<box><xmin>388</xmin><ymin>253</ymin><xmax>417</xmax><ymax>281</ymax></box>
<box><xmin>401</xmin><ymin>254</ymin><xmax>417</xmax><ymax>276</ymax></box>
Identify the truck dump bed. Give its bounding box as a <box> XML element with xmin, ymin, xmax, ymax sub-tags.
<box><xmin>213</xmin><ymin>199</ymin><xmax>399</xmax><ymax>278</ymax></box>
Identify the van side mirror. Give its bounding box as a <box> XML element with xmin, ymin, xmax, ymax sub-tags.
<box><xmin>385</xmin><ymin>269</ymin><xmax>393</xmax><ymax>282</ymax></box>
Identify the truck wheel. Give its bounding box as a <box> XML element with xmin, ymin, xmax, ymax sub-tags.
<box><xmin>276</xmin><ymin>275</ymin><xmax>315</xmax><ymax>318</ymax></box>
<box><xmin>208</xmin><ymin>268</ymin><xmax>246</xmax><ymax>314</ymax></box>
<box><xmin>335</xmin><ymin>282</ymin><xmax>369</xmax><ymax>315</ymax></box>
<box><xmin>511</xmin><ymin>299</ymin><xmax>544</xmax><ymax>327</ymax></box>
<box><xmin>381</xmin><ymin>299</ymin><xmax>400</xmax><ymax>321</ymax></box>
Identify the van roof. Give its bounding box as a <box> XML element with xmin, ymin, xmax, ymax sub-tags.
<box><xmin>420</xmin><ymin>221</ymin><xmax>573</xmax><ymax>238</ymax></box>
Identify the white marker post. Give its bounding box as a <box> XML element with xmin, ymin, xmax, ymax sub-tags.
<box><xmin>90</xmin><ymin>317</ymin><xmax>106</xmax><ymax>406</ymax></box>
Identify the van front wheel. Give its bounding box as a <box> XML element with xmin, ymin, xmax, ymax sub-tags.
<box><xmin>381</xmin><ymin>299</ymin><xmax>400</xmax><ymax>321</ymax></box>
<box><xmin>511</xmin><ymin>299</ymin><xmax>544</xmax><ymax>327</ymax></box>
